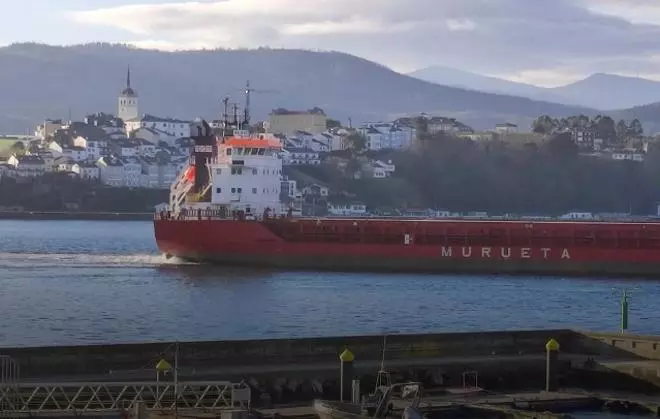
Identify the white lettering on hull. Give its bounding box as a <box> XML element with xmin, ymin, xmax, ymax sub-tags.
<box><xmin>439</xmin><ymin>247</ymin><xmax>572</xmax><ymax>260</ymax></box>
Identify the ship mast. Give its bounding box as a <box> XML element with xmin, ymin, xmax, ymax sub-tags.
<box><xmin>243</xmin><ymin>80</ymin><xmax>251</xmax><ymax>128</ymax></box>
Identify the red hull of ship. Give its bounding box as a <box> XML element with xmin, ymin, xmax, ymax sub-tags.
<box><xmin>153</xmin><ymin>218</ymin><xmax>660</xmax><ymax>276</ymax></box>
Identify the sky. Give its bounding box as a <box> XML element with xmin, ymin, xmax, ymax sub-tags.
<box><xmin>5</xmin><ymin>0</ymin><xmax>660</xmax><ymax>87</ymax></box>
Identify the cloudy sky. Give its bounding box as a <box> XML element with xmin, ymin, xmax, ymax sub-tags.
<box><xmin>4</xmin><ymin>0</ymin><xmax>660</xmax><ymax>86</ymax></box>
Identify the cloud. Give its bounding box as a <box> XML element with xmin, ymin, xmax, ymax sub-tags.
<box><xmin>68</xmin><ymin>0</ymin><xmax>660</xmax><ymax>83</ymax></box>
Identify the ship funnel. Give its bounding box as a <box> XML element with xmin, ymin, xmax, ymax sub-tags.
<box><xmin>190</xmin><ymin>118</ymin><xmax>217</xmax><ymax>193</ymax></box>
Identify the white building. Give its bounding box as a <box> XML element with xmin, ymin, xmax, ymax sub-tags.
<box><xmin>7</xmin><ymin>155</ymin><xmax>47</xmax><ymax>177</ymax></box>
<box><xmin>495</xmin><ymin>123</ymin><xmax>519</xmax><ymax>134</ymax></box>
<box><xmin>125</xmin><ymin>115</ymin><xmax>191</xmax><ymax>139</ymax></box>
<box><xmin>327</xmin><ymin>202</ymin><xmax>367</xmax><ymax>217</ymax></box>
<box><xmin>79</xmin><ymin>164</ymin><xmax>100</xmax><ymax>181</ymax></box>
<box><xmin>97</xmin><ymin>157</ymin><xmax>124</xmax><ymax>187</ymax></box>
<box><xmin>131</xmin><ymin>127</ymin><xmax>179</xmax><ymax>148</ymax></box>
<box><xmin>140</xmin><ymin>157</ymin><xmax>177</xmax><ymax>189</ymax></box>
<box><xmin>86</xmin><ymin>139</ymin><xmax>107</xmax><ymax>160</ymax></box>
<box><xmin>302</xmin><ymin>183</ymin><xmax>329</xmax><ymax>197</ymax></box>
<box><xmin>118</xmin><ymin>67</ymin><xmax>139</xmax><ymax>122</ymax></box>
<box><xmin>62</xmin><ymin>146</ymin><xmax>88</xmax><ymax>162</ymax></box>
<box><xmin>359</xmin><ymin>122</ymin><xmax>414</xmax><ymax>150</ymax></box>
<box><xmin>612</xmin><ymin>151</ymin><xmax>645</xmax><ymax>162</ymax></box>
<box><xmin>281</xmin><ymin>148</ymin><xmax>320</xmax><ymax>165</ymax></box>
<box><xmin>122</xmin><ymin>158</ymin><xmax>143</xmax><ymax>187</ymax></box>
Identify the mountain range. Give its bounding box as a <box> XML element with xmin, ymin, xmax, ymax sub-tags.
<box><xmin>1</xmin><ymin>43</ymin><xmax>660</xmax><ymax>135</ymax></box>
<box><xmin>0</xmin><ymin>43</ymin><xmax>591</xmax><ymax>134</ymax></box>
<box><xmin>408</xmin><ymin>66</ymin><xmax>660</xmax><ymax>111</ymax></box>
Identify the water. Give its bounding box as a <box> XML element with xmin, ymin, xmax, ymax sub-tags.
<box><xmin>0</xmin><ymin>220</ymin><xmax>659</xmax><ymax>347</ymax></box>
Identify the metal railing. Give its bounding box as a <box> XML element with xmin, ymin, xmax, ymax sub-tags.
<box><xmin>0</xmin><ymin>380</ymin><xmax>251</xmax><ymax>417</ymax></box>
<box><xmin>0</xmin><ymin>356</ymin><xmax>19</xmax><ymax>419</ymax></box>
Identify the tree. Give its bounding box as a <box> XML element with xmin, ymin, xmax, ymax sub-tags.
<box><xmin>593</xmin><ymin>115</ymin><xmax>616</xmax><ymax>143</ymax></box>
<box><xmin>616</xmin><ymin>120</ymin><xmax>628</xmax><ymax>141</ymax></box>
<box><xmin>9</xmin><ymin>141</ymin><xmax>25</xmax><ymax>156</ymax></box>
<box><xmin>630</xmin><ymin>119</ymin><xmax>644</xmax><ymax>138</ymax></box>
<box><xmin>326</xmin><ymin>119</ymin><xmax>341</xmax><ymax>129</ymax></box>
<box><xmin>544</xmin><ymin>132</ymin><xmax>578</xmax><ymax>157</ymax></box>
<box><xmin>532</xmin><ymin>115</ymin><xmax>557</xmax><ymax>134</ymax></box>
<box><xmin>345</xmin><ymin>132</ymin><xmax>367</xmax><ymax>151</ymax></box>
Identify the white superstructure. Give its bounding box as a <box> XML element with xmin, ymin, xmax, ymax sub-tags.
<box><xmin>168</xmin><ymin>128</ymin><xmax>285</xmax><ymax>218</ymax></box>
<box><xmin>209</xmin><ymin>130</ymin><xmax>283</xmax><ymax>216</ymax></box>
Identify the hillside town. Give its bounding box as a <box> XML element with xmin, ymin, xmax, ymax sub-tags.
<box><xmin>0</xmin><ymin>69</ymin><xmax>656</xmax><ymax>217</ymax></box>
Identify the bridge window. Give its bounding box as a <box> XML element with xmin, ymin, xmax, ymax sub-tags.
<box><xmin>231</xmin><ymin>187</ymin><xmax>236</xmax><ymax>193</ymax></box>
<box><xmin>216</xmin><ymin>188</ymin><xmax>221</xmax><ymax>193</ymax></box>
<box><xmin>237</xmin><ymin>188</ymin><xmax>242</xmax><ymax>193</ymax></box>
<box><xmin>216</xmin><ymin>169</ymin><xmax>222</xmax><ymax>175</ymax></box>
<box><xmin>252</xmin><ymin>168</ymin><xmax>258</xmax><ymax>175</ymax></box>
<box><xmin>252</xmin><ymin>188</ymin><xmax>257</xmax><ymax>194</ymax></box>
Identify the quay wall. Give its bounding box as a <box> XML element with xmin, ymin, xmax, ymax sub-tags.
<box><xmin>570</xmin><ymin>330</ymin><xmax>660</xmax><ymax>360</ymax></box>
<box><xmin>2</xmin><ymin>329</ymin><xmax>657</xmax><ymax>380</ymax></box>
<box><xmin>1</xmin><ymin>329</ymin><xmax>575</xmax><ymax>378</ymax></box>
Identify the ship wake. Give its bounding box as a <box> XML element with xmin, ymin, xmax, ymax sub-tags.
<box><xmin>0</xmin><ymin>252</ymin><xmax>197</xmax><ymax>269</ymax></box>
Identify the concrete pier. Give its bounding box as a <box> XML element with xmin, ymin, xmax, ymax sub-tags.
<box><xmin>2</xmin><ymin>329</ymin><xmax>660</xmax><ymax>398</ymax></box>
<box><xmin>4</xmin><ymin>329</ymin><xmax>660</xmax><ymax>418</ymax></box>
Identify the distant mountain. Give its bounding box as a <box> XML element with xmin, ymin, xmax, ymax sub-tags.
<box><xmin>409</xmin><ymin>67</ymin><xmax>660</xmax><ymax>111</ymax></box>
<box><xmin>408</xmin><ymin>65</ymin><xmax>576</xmax><ymax>105</ymax></box>
<box><xmin>0</xmin><ymin>43</ymin><xmax>595</xmax><ymax>134</ymax></box>
<box><xmin>551</xmin><ymin>73</ymin><xmax>660</xmax><ymax>110</ymax></box>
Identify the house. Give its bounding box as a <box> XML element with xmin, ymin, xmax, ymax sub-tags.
<box><xmin>137</xmin><ymin>139</ymin><xmax>157</xmax><ymax>156</ymax></box>
<box><xmin>97</xmin><ymin>156</ymin><xmax>124</xmax><ymax>186</ymax></box>
<box><xmin>269</xmin><ymin>108</ymin><xmax>328</xmax><ymax>135</ymax></box>
<box><xmin>281</xmin><ymin>148</ymin><xmax>320</xmax><ymax>165</ymax></box>
<box><xmin>125</xmin><ymin>115</ymin><xmax>192</xmax><ymax>139</ymax></box>
<box><xmin>359</xmin><ymin>122</ymin><xmax>414</xmax><ymax>150</ymax></box>
<box><xmin>327</xmin><ymin>202</ymin><xmax>368</xmax><ymax>217</ymax></box>
<box><xmin>86</xmin><ymin>139</ymin><xmax>108</xmax><ymax>160</ymax></box>
<box><xmin>302</xmin><ymin>183</ymin><xmax>329</xmax><ymax>197</ymax></box>
<box><xmin>110</xmin><ymin>139</ymin><xmax>140</xmax><ymax>157</ymax></box>
<box><xmin>84</xmin><ymin>113</ymin><xmax>124</xmax><ymax>132</ymax></box>
<box><xmin>363</xmin><ymin>160</ymin><xmax>396</xmax><ymax>178</ymax></box>
<box><xmin>280</xmin><ymin>177</ymin><xmax>300</xmax><ymax>199</ymax></box>
<box><xmin>62</xmin><ymin>146</ymin><xmax>88</xmax><ymax>162</ymax></box>
<box><xmin>140</xmin><ymin>157</ymin><xmax>177</xmax><ymax>189</ymax></box>
<box><xmin>39</xmin><ymin>152</ymin><xmax>55</xmax><ymax>172</ymax></box>
<box><xmin>121</xmin><ymin>157</ymin><xmax>143</xmax><ymax>187</ymax></box>
<box><xmin>458</xmin><ymin>132</ymin><xmax>496</xmax><ymax>142</ymax></box>
<box><xmin>7</xmin><ymin>155</ymin><xmax>47</xmax><ymax>177</ymax></box>
<box><xmin>495</xmin><ymin>123</ymin><xmax>519</xmax><ymax>134</ymax></box>
<box><xmin>55</xmin><ymin>156</ymin><xmax>76</xmax><ymax>173</ymax></box>
<box><xmin>612</xmin><ymin>151</ymin><xmax>645</xmax><ymax>162</ymax></box>
<box><xmin>360</xmin><ymin>127</ymin><xmax>383</xmax><ymax>151</ymax></box>
<box><xmin>35</xmin><ymin>119</ymin><xmax>66</xmax><ymax>140</ymax></box>
<box><xmin>48</xmin><ymin>141</ymin><xmax>63</xmax><ymax>156</ymax></box>
<box><xmin>131</xmin><ymin>126</ymin><xmax>179</xmax><ymax>148</ymax></box>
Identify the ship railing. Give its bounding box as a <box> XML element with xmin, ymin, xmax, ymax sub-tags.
<box><xmin>155</xmin><ymin>211</ymin><xmax>660</xmax><ymax>225</ymax></box>
<box><xmin>155</xmin><ymin>208</ymin><xmax>293</xmax><ymax>222</ymax></box>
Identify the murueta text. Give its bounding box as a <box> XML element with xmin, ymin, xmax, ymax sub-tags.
<box><xmin>440</xmin><ymin>246</ymin><xmax>571</xmax><ymax>260</ymax></box>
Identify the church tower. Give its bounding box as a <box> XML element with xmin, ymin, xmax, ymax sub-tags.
<box><xmin>118</xmin><ymin>67</ymin><xmax>139</xmax><ymax>121</ymax></box>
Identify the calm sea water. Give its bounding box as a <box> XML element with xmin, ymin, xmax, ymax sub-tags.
<box><xmin>0</xmin><ymin>220</ymin><xmax>659</xmax><ymax>347</ymax></box>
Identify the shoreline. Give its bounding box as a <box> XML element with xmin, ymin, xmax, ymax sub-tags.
<box><xmin>0</xmin><ymin>211</ymin><xmax>153</xmax><ymax>221</ymax></box>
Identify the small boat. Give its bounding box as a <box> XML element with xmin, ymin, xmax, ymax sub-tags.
<box><xmin>313</xmin><ymin>382</ymin><xmax>424</xmax><ymax>419</ymax></box>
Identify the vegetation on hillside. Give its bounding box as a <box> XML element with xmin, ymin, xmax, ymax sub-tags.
<box><xmin>0</xmin><ymin>174</ymin><xmax>167</xmax><ymax>212</ymax></box>
<box><xmin>294</xmin><ymin>133</ymin><xmax>660</xmax><ymax>215</ymax></box>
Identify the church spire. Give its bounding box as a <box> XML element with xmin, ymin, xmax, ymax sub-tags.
<box><xmin>126</xmin><ymin>66</ymin><xmax>131</xmax><ymax>89</ymax></box>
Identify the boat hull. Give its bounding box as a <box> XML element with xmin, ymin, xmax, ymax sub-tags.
<box><xmin>154</xmin><ymin>218</ymin><xmax>660</xmax><ymax>277</ymax></box>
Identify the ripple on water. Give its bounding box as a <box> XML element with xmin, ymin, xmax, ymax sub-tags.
<box><xmin>0</xmin><ymin>220</ymin><xmax>658</xmax><ymax>347</ymax></box>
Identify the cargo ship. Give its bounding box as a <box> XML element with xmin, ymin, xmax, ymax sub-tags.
<box><xmin>154</xmin><ymin>119</ymin><xmax>660</xmax><ymax>277</ymax></box>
